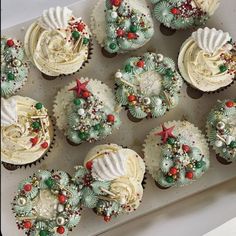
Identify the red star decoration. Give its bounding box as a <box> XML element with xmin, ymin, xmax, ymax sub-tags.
<box><xmin>69</xmin><ymin>79</ymin><xmax>89</xmax><ymax>97</ymax></box>
<box><xmin>155</xmin><ymin>125</ymin><xmax>176</xmax><ymax>144</ymax></box>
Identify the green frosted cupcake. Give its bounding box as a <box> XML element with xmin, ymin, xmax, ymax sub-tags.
<box><xmin>1</xmin><ymin>37</ymin><xmax>29</xmax><ymax>97</ymax></box>
<box><xmin>11</xmin><ymin>170</ymin><xmax>82</xmax><ymax>236</ymax></box>
<box><xmin>114</xmin><ymin>52</ymin><xmax>183</xmax><ymax>122</ymax></box>
<box><xmin>144</xmin><ymin>121</ymin><xmax>210</xmax><ymax>189</ymax></box>
<box><xmin>53</xmin><ymin>78</ymin><xmax>121</xmax><ymax>145</ymax></box>
<box><xmin>206</xmin><ymin>99</ymin><xmax>236</xmax><ymax>165</ymax></box>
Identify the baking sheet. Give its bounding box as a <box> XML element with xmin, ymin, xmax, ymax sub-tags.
<box><xmin>1</xmin><ymin>0</ymin><xmax>236</xmax><ymax>235</ymax></box>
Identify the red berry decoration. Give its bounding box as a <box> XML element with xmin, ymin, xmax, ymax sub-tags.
<box><xmin>171</xmin><ymin>8</ymin><xmax>180</xmax><ymax>15</ymax></box>
<box><xmin>128</xmin><ymin>95</ymin><xmax>136</xmax><ymax>102</ymax></box>
<box><xmin>182</xmin><ymin>144</ymin><xmax>191</xmax><ymax>153</ymax></box>
<box><xmin>225</xmin><ymin>101</ymin><xmax>234</xmax><ymax>108</ymax></box>
<box><xmin>86</xmin><ymin>161</ymin><xmax>93</xmax><ymax>170</ymax></box>
<box><xmin>169</xmin><ymin>167</ymin><xmax>177</xmax><ymax>175</ymax></box>
<box><xmin>57</xmin><ymin>226</ymin><xmax>65</xmax><ymax>234</ymax></box>
<box><xmin>82</xmin><ymin>91</ymin><xmax>90</xmax><ymax>98</ymax></box>
<box><xmin>137</xmin><ymin>60</ymin><xmax>145</xmax><ymax>68</ymax></box>
<box><xmin>104</xmin><ymin>215</ymin><xmax>111</xmax><ymax>222</ymax></box>
<box><xmin>58</xmin><ymin>194</ymin><xmax>67</xmax><ymax>204</ymax></box>
<box><xmin>41</xmin><ymin>142</ymin><xmax>48</xmax><ymax>149</ymax></box>
<box><xmin>23</xmin><ymin>184</ymin><xmax>32</xmax><ymax>192</ymax></box>
<box><xmin>127</xmin><ymin>32</ymin><xmax>137</xmax><ymax>40</ymax></box>
<box><xmin>107</xmin><ymin>114</ymin><xmax>115</xmax><ymax>123</ymax></box>
<box><xmin>7</xmin><ymin>39</ymin><xmax>14</xmax><ymax>47</ymax></box>
<box><xmin>23</xmin><ymin>221</ymin><xmax>32</xmax><ymax>229</ymax></box>
<box><xmin>185</xmin><ymin>172</ymin><xmax>193</xmax><ymax>179</ymax></box>
<box><xmin>30</xmin><ymin>137</ymin><xmax>38</xmax><ymax>146</ymax></box>
<box><xmin>77</xmin><ymin>22</ymin><xmax>85</xmax><ymax>32</ymax></box>
<box><xmin>117</xmin><ymin>28</ymin><xmax>125</xmax><ymax>37</ymax></box>
<box><xmin>111</xmin><ymin>0</ymin><xmax>121</xmax><ymax>6</ymax></box>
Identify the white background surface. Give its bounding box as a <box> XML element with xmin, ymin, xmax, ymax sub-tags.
<box><xmin>1</xmin><ymin>1</ymin><xmax>236</xmax><ymax>236</ymax></box>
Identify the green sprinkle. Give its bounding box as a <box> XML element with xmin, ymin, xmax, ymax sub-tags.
<box><xmin>165</xmin><ymin>68</ymin><xmax>174</xmax><ymax>77</ymax></box>
<box><xmin>166</xmin><ymin>176</ymin><xmax>174</xmax><ymax>183</ymax></box>
<box><xmin>44</xmin><ymin>178</ymin><xmax>54</xmax><ymax>188</ymax></box>
<box><xmin>32</xmin><ymin>121</ymin><xmax>41</xmax><ymax>130</ymax></box>
<box><xmin>167</xmin><ymin>138</ymin><xmax>175</xmax><ymax>145</ymax></box>
<box><xmin>72</xmin><ymin>31</ymin><xmax>80</xmax><ymax>40</ymax></box>
<box><xmin>7</xmin><ymin>72</ymin><xmax>15</xmax><ymax>81</ymax></box>
<box><xmin>73</xmin><ymin>98</ymin><xmax>82</xmax><ymax>106</ymax></box>
<box><xmin>130</xmin><ymin>25</ymin><xmax>138</xmax><ymax>33</ymax></box>
<box><xmin>219</xmin><ymin>65</ymin><xmax>227</xmax><ymax>73</ymax></box>
<box><xmin>109</xmin><ymin>43</ymin><xmax>117</xmax><ymax>50</ymax></box>
<box><xmin>35</xmin><ymin>103</ymin><xmax>43</xmax><ymax>110</ymax></box>
<box><xmin>83</xmin><ymin>38</ymin><xmax>89</xmax><ymax>45</ymax></box>
<box><xmin>125</xmin><ymin>64</ymin><xmax>132</xmax><ymax>73</ymax></box>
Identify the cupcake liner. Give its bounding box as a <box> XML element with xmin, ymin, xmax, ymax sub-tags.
<box><xmin>1</xmin><ymin>117</ymin><xmax>56</xmax><ymax>171</ymax></box>
<box><xmin>159</xmin><ymin>23</ymin><xmax>176</xmax><ymax>36</ymax></box>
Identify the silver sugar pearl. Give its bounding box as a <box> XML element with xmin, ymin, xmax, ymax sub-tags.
<box><xmin>143</xmin><ymin>97</ymin><xmax>151</xmax><ymax>105</ymax></box>
<box><xmin>56</xmin><ymin>216</ymin><xmax>65</xmax><ymax>226</ymax></box>
<box><xmin>17</xmin><ymin>197</ymin><xmax>27</xmax><ymax>206</ymax></box>
<box><xmin>215</xmin><ymin>140</ymin><xmax>223</xmax><ymax>147</ymax></box>
<box><xmin>156</xmin><ymin>54</ymin><xmax>164</xmax><ymax>62</ymax></box>
<box><xmin>216</xmin><ymin>121</ymin><xmax>225</xmax><ymax>130</ymax></box>
<box><xmin>12</xmin><ymin>59</ymin><xmax>22</xmax><ymax>67</ymax></box>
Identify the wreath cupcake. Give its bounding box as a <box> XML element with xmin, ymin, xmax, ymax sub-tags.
<box><xmin>1</xmin><ymin>37</ymin><xmax>29</xmax><ymax>97</ymax></box>
<box><xmin>72</xmin><ymin>144</ymin><xmax>145</xmax><ymax>221</ymax></box>
<box><xmin>53</xmin><ymin>78</ymin><xmax>121</xmax><ymax>145</ymax></box>
<box><xmin>143</xmin><ymin>121</ymin><xmax>210</xmax><ymax>189</ymax></box>
<box><xmin>91</xmin><ymin>0</ymin><xmax>154</xmax><ymax>57</ymax></box>
<box><xmin>24</xmin><ymin>6</ymin><xmax>92</xmax><ymax>79</ymax></box>
<box><xmin>206</xmin><ymin>99</ymin><xmax>236</xmax><ymax>165</ymax></box>
<box><xmin>11</xmin><ymin>170</ymin><xmax>82</xmax><ymax>236</ymax></box>
<box><xmin>114</xmin><ymin>52</ymin><xmax>183</xmax><ymax>122</ymax></box>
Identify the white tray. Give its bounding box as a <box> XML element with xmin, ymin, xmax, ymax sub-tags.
<box><xmin>1</xmin><ymin>0</ymin><xmax>236</xmax><ymax>235</ymax></box>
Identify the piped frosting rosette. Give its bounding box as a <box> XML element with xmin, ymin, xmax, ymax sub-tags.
<box><xmin>72</xmin><ymin>144</ymin><xmax>145</xmax><ymax>222</ymax></box>
<box><xmin>178</xmin><ymin>27</ymin><xmax>236</xmax><ymax>92</ymax></box>
<box><xmin>53</xmin><ymin>78</ymin><xmax>121</xmax><ymax>145</ymax></box>
<box><xmin>114</xmin><ymin>52</ymin><xmax>183</xmax><ymax>120</ymax></box>
<box><xmin>24</xmin><ymin>6</ymin><xmax>91</xmax><ymax>77</ymax></box>
<box><xmin>91</xmin><ymin>0</ymin><xmax>154</xmax><ymax>54</ymax></box>
<box><xmin>1</xmin><ymin>37</ymin><xmax>29</xmax><ymax>97</ymax></box>
<box><xmin>143</xmin><ymin>121</ymin><xmax>210</xmax><ymax>189</ymax></box>
<box><xmin>151</xmin><ymin>0</ymin><xmax>219</xmax><ymax>30</ymax></box>
<box><xmin>12</xmin><ymin>170</ymin><xmax>82</xmax><ymax>236</ymax></box>
<box><xmin>1</xmin><ymin>96</ymin><xmax>54</xmax><ymax>166</ymax></box>
<box><xmin>206</xmin><ymin>99</ymin><xmax>236</xmax><ymax>164</ymax></box>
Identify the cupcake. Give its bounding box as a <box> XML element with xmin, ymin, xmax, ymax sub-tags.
<box><xmin>114</xmin><ymin>52</ymin><xmax>183</xmax><ymax>122</ymax></box>
<box><xmin>53</xmin><ymin>78</ymin><xmax>121</xmax><ymax>145</ymax></box>
<box><xmin>24</xmin><ymin>6</ymin><xmax>92</xmax><ymax>79</ymax></box>
<box><xmin>1</xmin><ymin>37</ymin><xmax>29</xmax><ymax>97</ymax></box>
<box><xmin>206</xmin><ymin>99</ymin><xmax>236</xmax><ymax>165</ymax></box>
<box><xmin>151</xmin><ymin>0</ymin><xmax>220</xmax><ymax>34</ymax></box>
<box><xmin>144</xmin><ymin>121</ymin><xmax>210</xmax><ymax>189</ymax></box>
<box><xmin>12</xmin><ymin>170</ymin><xmax>82</xmax><ymax>236</ymax></box>
<box><xmin>178</xmin><ymin>28</ymin><xmax>236</xmax><ymax>94</ymax></box>
<box><xmin>1</xmin><ymin>96</ymin><xmax>54</xmax><ymax>170</ymax></box>
<box><xmin>91</xmin><ymin>0</ymin><xmax>154</xmax><ymax>57</ymax></box>
<box><xmin>72</xmin><ymin>144</ymin><xmax>145</xmax><ymax>221</ymax></box>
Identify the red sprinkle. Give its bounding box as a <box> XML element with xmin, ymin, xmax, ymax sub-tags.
<box><xmin>104</xmin><ymin>215</ymin><xmax>111</xmax><ymax>222</ymax></box>
<box><xmin>137</xmin><ymin>60</ymin><xmax>145</xmax><ymax>68</ymax></box>
<box><xmin>107</xmin><ymin>114</ymin><xmax>115</xmax><ymax>123</ymax></box>
<box><xmin>57</xmin><ymin>226</ymin><xmax>65</xmax><ymax>234</ymax></box>
<box><xmin>30</xmin><ymin>137</ymin><xmax>38</xmax><ymax>146</ymax></box>
<box><xmin>82</xmin><ymin>91</ymin><xmax>90</xmax><ymax>98</ymax></box>
<box><xmin>111</xmin><ymin>0</ymin><xmax>121</xmax><ymax>7</ymax></box>
<box><xmin>77</xmin><ymin>22</ymin><xmax>85</xmax><ymax>32</ymax></box>
<box><xmin>171</xmin><ymin>8</ymin><xmax>180</xmax><ymax>15</ymax></box>
<box><xmin>7</xmin><ymin>39</ymin><xmax>14</xmax><ymax>47</ymax></box>
<box><xmin>23</xmin><ymin>221</ymin><xmax>32</xmax><ymax>229</ymax></box>
<box><xmin>86</xmin><ymin>161</ymin><xmax>93</xmax><ymax>170</ymax></box>
<box><xmin>186</xmin><ymin>172</ymin><xmax>193</xmax><ymax>179</ymax></box>
<box><xmin>41</xmin><ymin>142</ymin><xmax>48</xmax><ymax>149</ymax></box>
<box><xmin>116</xmin><ymin>28</ymin><xmax>125</xmax><ymax>37</ymax></box>
<box><xmin>58</xmin><ymin>194</ymin><xmax>67</xmax><ymax>204</ymax></box>
<box><xmin>23</xmin><ymin>184</ymin><xmax>32</xmax><ymax>192</ymax></box>
<box><xmin>169</xmin><ymin>167</ymin><xmax>178</xmax><ymax>175</ymax></box>
<box><xmin>127</xmin><ymin>32</ymin><xmax>137</xmax><ymax>40</ymax></box>
<box><xmin>128</xmin><ymin>95</ymin><xmax>136</xmax><ymax>102</ymax></box>
<box><xmin>225</xmin><ymin>101</ymin><xmax>234</xmax><ymax>108</ymax></box>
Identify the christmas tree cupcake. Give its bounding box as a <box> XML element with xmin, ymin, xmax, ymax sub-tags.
<box><xmin>12</xmin><ymin>170</ymin><xmax>82</xmax><ymax>236</ymax></box>
<box><xmin>24</xmin><ymin>6</ymin><xmax>92</xmax><ymax>79</ymax></box>
<box><xmin>91</xmin><ymin>0</ymin><xmax>154</xmax><ymax>57</ymax></box>
<box><xmin>178</xmin><ymin>28</ymin><xmax>236</xmax><ymax>97</ymax></box>
<box><xmin>206</xmin><ymin>99</ymin><xmax>236</xmax><ymax>165</ymax></box>
<box><xmin>144</xmin><ymin>121</ymin><xmax>210</xmax><ymax>189</ymax></box>
<box><xmin>1</xmin><ymin>96</ymin><xmax>54</xmax><ymax>170</ymax></box>
<box><xmin>53</xmin><ymin>78</ymin><xmax>121</xmax><ymax>145</ymax></box>
<box><xmin>72</xmin><ymin>144</ymin><xmax>145</xmax><ymax>221</ymax></box>
<box><xmin>151</xmin><ymin>0</ymin><xmax>220</xmax><ymax>35</ymax></box>
<box><xmin>1</xmin><ymin>37</ymin><xmax>29</xmax><ymax>97</ymax></box>
<box><xmin>115</xmin><ymin>52</ymin><xmax>183</xmax><ymax>122</ymax></box>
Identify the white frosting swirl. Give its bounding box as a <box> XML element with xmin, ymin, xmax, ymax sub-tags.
<box><xmin>1</xmin><ymin>96</ymin><xmax>53</xmax><ymax>165</ymax></box>
<box><xmin>1</xmin><ymin>97</ymin><xmax>17</xmax><ymax>126</ymax></box>
<box><xmin>193</xmin><ymin>0</ymin><xmax>220</xmax><ymax>15</ymax></box>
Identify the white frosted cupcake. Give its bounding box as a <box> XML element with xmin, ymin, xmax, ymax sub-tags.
<box><xmin>1</xmin><ymin>96</ymin><xmax>54</xmax><ymax>170</ymax></box>
<box><xmin>178</xmin><ymin>27</ymin><xmax>236</xmax><ymax>93</ymax></box>
<box><xmin>24</xmin><ymin>6</ymin><xmax>92</xmax><ymax>79</ymax></box>
<box><xmin>144</xmin><ymin>121</ymin><xmax>210</xmax><ymax>189</ymax></box>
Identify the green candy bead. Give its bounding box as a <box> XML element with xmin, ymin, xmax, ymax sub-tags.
<box><xmin>130</xmin><ymin>25</ymin><xmax>138</xmax><ymax>33</ymax></box>
<box><xmin>74</xmin><ymin>98</ymin><xmax>82</xmax><ymax>106</ymax></box>
<box><xmin>44</xmin><ymin>177</ymin><xmax>54</xmax><ymax>188</ymax></box>
<box><xmin>109</xmin><ymin>43</ymin><xmax>117</xmax><ymax>50</ymax></box>
<box><xmin>72</xmin><ymin>31</ymin><xmax>80</xmax><ymax>40</ymax></box>
<box><xmin>32</xmin><ymin>121</ymin><xmax>41</xmax><ymax>130</ymax></box>
<box><xmin>167</xmin><ymin>138</ymin><xmax>175</xmax><ymax>145</ymax></box>
<box><xmin>35</xmin><ymin>103</ymin><xmax>43</xmax><ymax>110</ymax></box>
<box><xmin>195</xmin><ymin>161</ymin><xmax>203</xmax><ymax>169</ymax></box>
<box><xmin>39</xmin><ymin>230</ymin><xmax>49</xmax><ymax>236</ymax></box>
<box><xmin>78</xmin><ymin>132</ymin><xmax>89</xmax><ymax>140</ymax></box>
<box><xmin>219</xmin><ymin>65</ymin><xmax>227</xmax><ymax>73</ymax></box>
<box><xmin>125</xmin><ymin>64</ymin><xmax>132</xmax><ymax>73</ymax></box>
<box><xmin>83</xmin><ymin>38</ymin><xmax>89</xmax><ymax>44</ymax></box>
<box><xmin>165</xmin><ymin>68</ymin><xmax>174</xmax><ymax>77</ymax></box>
<box><xmin>94</xmin><ymin>124</ymin><xmax>102</xmax><ymax>131</ymax></box>
<box><xmin>166</xmin><ymin>176</ymin><xmax>174</xmax><ymax>183</ymax></box>
<box><xmin>7</xmin><ymin>72</ymin><xmax>15</xmax><ymax>81</ymax></box>
<box><xmin>229</xmin><ymin>141</ymin><xmax>236</xmax><ymax>148</ymax></box>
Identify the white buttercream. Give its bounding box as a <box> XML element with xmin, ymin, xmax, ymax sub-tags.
<box><xmin>1</xmin><ymin>97</ymin><xmax>17</xmax><ymax>126</ymax></box>
<box><xmin>193</xmin><ymin>0</ymin><xmax>220</xmax><ymax>16</ymax></box>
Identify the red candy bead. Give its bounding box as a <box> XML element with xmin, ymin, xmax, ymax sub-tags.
<box><xmin>225</xmin><ymin>101</ymin><xmax>234</xmax><ymax>108</ymax></box>
<box><xmin>104</xmin><ymin>215</ymin><xmax>111</xmax><ymax>222</ymax></box>
<box><xmin>57</xmin><ymin>226</ymin><xmax>65</xmax><ymax>234</ymax></box>
<box><xmin>23</xmin><ymin>184</ymin><xmax>32</xmax><ymax>192</ymax></box>
<box><xmin>128</xmin><ymin>95</ymin><xmax>136</xmax><ymax>102</ymax></box>
<box><xmin>41</xmin><ymin>142</ymin><xmax>48</xmax><ymax>149</ymax></box>
<box><xmin>107</xmin><ymin>114</ymin><xmax>115</xmax><ymax>123</ymax></box>
<box><xmin>23</xmin><ymin>221</ymin><xmax>32</xmax><ymax>229</ymax></box>
<box><xmin>58</xmin><ymin>194</ymin><xmax>67</xmax><ymax>204</ymax></box>
<box><xmin>171</xmin><ymin>8</ymin><xmax>180</xmax><ymax>15</ymax></box>
<box><xmin>182</xmin><ymin>144</ymin><xmax>191</xmax><ymax>153</ymax></box>
<box><xmin>185</xmin><ymin>172</ymin><xmax>193</xmax><ymax>179</ymax></box>
<box><xmin>137</xmin><ymin>60</ymin><xmax>145</xmax><ymax>68</ymax></box>
<box><xmin>30</xmin><ymin>137</ymin><xmax>38</xmax><ymax>146</ymax></box>
<box><xmin>86</xmin><ymin>161</ymin><xmax>93</xmax><ymax>170</ymax></box>
<box><xmin>77</xmin><ymin>22</ymin><xmax>85</xmax><ymax>32</ymax></box>
<box><xmin>7</xmin><ymin>39</ymin><xmax>14</xmax><ymax>47</ymax></box>
<box><xmin>82</xmin><ymin>91</ymin><xmax>90</xmax><ymax>98</ymax></box>
<box><xmin>116</xmin><ymin>28</ymin><xmax>125</xmax><ymax>37</ymax></box>
<box><xmin>169</xmin><ymin>167</ymin><xmax>177</xmax><ymax>175</ymax></box>
<box><xmin>111</xmin><ymin>0</ymin><xmax>121</xmax><ymax>6</ymax></box>
<box><xmin>127</xmin><ymin>32</ymin><xmax>137</xmax><ymax>40</ymax></box>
